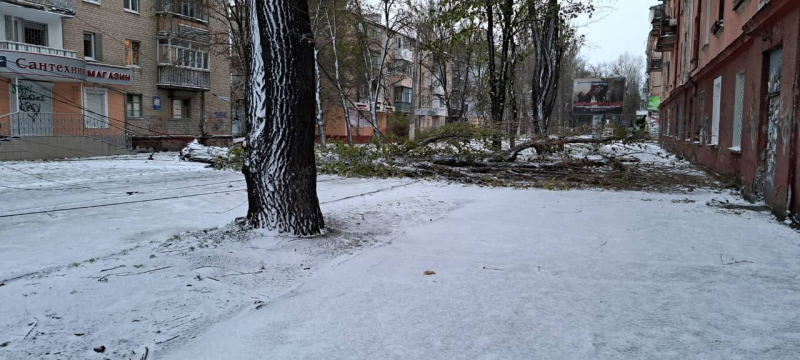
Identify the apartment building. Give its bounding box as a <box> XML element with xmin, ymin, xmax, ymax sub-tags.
<box><xmin>321</xmin><ymin>16</ymin><xmax>458</xmax><ymax>142</ymax></box>
<box><xmin>0</xmin><ymin>0</ymin><xmax>231</xmax><ymax>160</ymax></box>
<box><xmin>645</xmin><ymin>5</ymin><xmax>665</xmax><ymax>134</ymax></box>
<box><xmin>652</xmin><ymin>0</ymin><xmax>800</xmax><ymax>218</ymax></box>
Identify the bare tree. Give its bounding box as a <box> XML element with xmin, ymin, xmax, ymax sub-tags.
<box><xmin>352</xmin><ymin>0</ymin><xmax>409</xmax><ymax>141</ymax></box>
<box><xmin>325</xmin><ymin>0</ymin><xmax>353</xmax><ymax>144</ymax></box>
<box><xmin>311</xmin><ymin>0</ymin><xmax>327</xmax><ymax>147</ymax></box>
<box><xmin>244</xmin><ymin>0</ymin><xmax>325</xmax><ymax>235</ymax></box>
<box><xmin>527</xmin><ymin>0</ymin><xmax>593</xmax><ymax>135</ymax></box>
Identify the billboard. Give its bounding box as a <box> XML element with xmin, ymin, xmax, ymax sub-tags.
<box><xmin>648</xmin><ymin>96</ymin><xmax>661</xmax><ymax>111</ymax></box>
<box><xmin>572</xmin><ymin>78</ymin><xmax>626</xmax><ymax>115</ymax></box>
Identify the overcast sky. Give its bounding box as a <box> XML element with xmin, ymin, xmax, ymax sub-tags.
<box><xmin>577</xmin><ymin>0</ymin><xmax>656</xmax><ymax>65</ymax></box>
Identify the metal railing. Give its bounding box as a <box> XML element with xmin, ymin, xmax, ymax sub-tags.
<box><xmin>158</xmin><ymin>65</ymin><xmax>211</xmax><ymax>90</ymax></box>
<box><xmin>649</xmin><ymin>58</ymin><xmax>663</xmax><ymax>70</ymax></box>
<box><xmin>394</xmin><ymin>102</ymin><xmax>411</xmax><ymax>113</ymax></box>
<box><xmin>14</xmin><ymin>0</ymin><xmax>74</xmax><ymax>12</ymax></box>
<box><xmin>0</xmin><ymin>40</ymin><xmax>77</xmax><ymax>58</ymax></box>
<box><xmin>156</xmin><ymin>0</ymin><xmax>208</xmax><ymax>22</ymax></box>
<box><xmin>0</xmin><ymin>112</ymin><xmax>132</xmax><ymax>150</ymax></box>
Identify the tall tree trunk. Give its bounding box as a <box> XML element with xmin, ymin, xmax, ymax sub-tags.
<box><xmin>314</xmin><ymin>48</ymin><xmax>326</xmax><ymax>148</ymax></box>
<box><xmin>508</xmin><ymin>39</ymin><xmax>518</xmax><ymax>148</ymax></box>
<box><xmin>243</xmin><ymin>0</ymin><xmax>324</xmax><ymax>235</ymax></box>
<box><xmin>409</xmin><ymin>28</ymin><xmax>420</xmax><ymax>139</ymax></box>
<box><xmin>530</xmin><ymin>0</ymin><xmax>563</xmax><ymax>136</ymax></box>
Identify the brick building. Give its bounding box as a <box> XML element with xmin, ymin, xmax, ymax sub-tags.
<box><xmin>0</xmin><ymin>0</ymin><xmax>231</xmax><ymax>160</ymax></box>
<box><xmin>652</xmin><ymin>0</ymin><xmax>800</xmax><ymax>219</ymax></box>
<box><xmin>320</xmin><ymin>15</ymin><xmax>463</xmax><ymax>142</ymax></box>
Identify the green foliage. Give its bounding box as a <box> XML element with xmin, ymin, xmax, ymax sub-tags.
<box><xmin>612</xmin><ymin>125</ymin><xmax>628</xmax><ymax>139</ymax></box>
<box><xmin>316</xmin><ymin>142</ymin><xmax>404</xmax><ymax>178</ymax></box>
<box><xmin>212</xmin><ymin>144</ymin><xmax>245</xmax><ymax>171</ymax></box>
<box><xmin>387</xmin><ymin>113</ymin><xmax>410</xmax><ymax>140</ymax></box>
<box><xmin>405</xmin><ymin>123</ymin><xmax>496</xmax><ymax>162</ymax></box>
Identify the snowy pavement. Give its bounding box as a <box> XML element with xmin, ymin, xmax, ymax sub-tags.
<box><xmin>2</xmin><ymin>153</ymin><xmax>800</xmax><ymax>359</ymax></box>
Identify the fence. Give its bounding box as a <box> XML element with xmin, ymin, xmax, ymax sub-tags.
<box><xmin>0</xmin><ymin>112</ymin><xmax>132</xmax><ymax>150</ymax></box>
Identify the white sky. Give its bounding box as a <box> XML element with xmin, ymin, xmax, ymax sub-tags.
<box><xmin>577</xmin><ymin>0</ymin><xmax>656</xmax><ymax>65</ymax></box>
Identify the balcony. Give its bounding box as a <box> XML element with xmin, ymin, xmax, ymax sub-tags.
<box><xmin>158</xmin><ymin>65</ymin><xmax>210</xmax><ymax>90</ymax></box>
<box><xmin>0</xmin><ymin>40</ymin><xmax>77</xmax><ymax>58</ymax></box>
<box><xmin>156</xmin><ymin>0</ymin><xmax>208</xmax><ymax>22</ymax></box>
<box><xmin>5</xmin><ymin>0</ymin><xmax>74</xmax><ymax>14</ymax></box>
<box><xmin>655</xmin><ymin>34</ymin><xmax>677</xmax><ymax>52</ymax></box>
<box><xmin>394</xmin><ymin>101</ymin><xmax>411</xmax><ymax>113</ymax></box>
<box><xmin>648</xmin><ymin>58</ymin><xmax>663</xmax><ymax>72</ymax></box>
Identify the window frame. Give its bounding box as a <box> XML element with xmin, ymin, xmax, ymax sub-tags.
<box><xmin>124</xmin><ymin>39</ymin><xmax>141</xmax><ymax>66</ymax></box>
<box><xmin>161</xmin><ymin>39</ymin><xmax>210</xmax><ymax>70</ymax></box>
<box><xmin>83</xmin><ymin>87</ymin><xmax>109</xmax><ymax>129</ymax></box>
<box><xmin>710</xmin><ymin>76</ymin><xmax>722</xmax><ymax>146</ymax></box>
<box><xmin>83</xmin><ymin>32</ymin><xmax>96</xmax><ymax>61</ymax></box>
<box><xmin>731</xmin><ymin>71</ymin><xmax>745</xmax><ymax>151</ymax></box>
<box><xmin>126</xmin><ymin>93</ymin><xmax>142</xmax><ymax>118</ymax></box>
<box><xmin>171</xmin><ymin>98</ymin><xmax>191</xmax><ymax>119</ymax></box>
<box><xmin>124</xmin><ymin>0</ymin><xmax>140</xmax><ymax>13</ymax></box>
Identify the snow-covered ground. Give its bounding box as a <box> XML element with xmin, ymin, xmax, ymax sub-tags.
<box><xmin>1</xmin><ymin>151</ymin><xmax>799</xmax><ymax>359</ymax></box>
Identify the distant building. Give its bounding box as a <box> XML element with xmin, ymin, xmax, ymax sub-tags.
<box><xmin>319</xmin><ymin>15</ymin><xmax>463</xmax><ymax>142</ymax></box>
<box><xmin>651</xmin><ymin>0</ymin><xmax>800</xmax><ymax>219</ymax></box>
<box><xmin>0</xmin><ymin>0</ymin><xmax>232</xmax><ymax>160</ymax></box>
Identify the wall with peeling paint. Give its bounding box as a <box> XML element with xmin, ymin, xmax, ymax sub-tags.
<box><xmin>657</xmin><ymin>1</ymin><xmax>800</xmax><ymax>218</ymax></box>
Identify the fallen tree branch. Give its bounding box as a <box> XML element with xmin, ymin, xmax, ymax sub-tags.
<box><xmin>155</xmin><ymin>335</ymin><xmax>179</xmax><ymax>345</ymax></box>
<box><xmin>501</xmin><ymin>137</ymin><xmax>620</xmax><ymax>162</ymax></box>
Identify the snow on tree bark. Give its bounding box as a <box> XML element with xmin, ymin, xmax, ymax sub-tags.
<box><xmin>314</xmin><ymin>48</ymin><xmax>326</xmax><ymax>148</ymax></box>
<box><xmin>243</xmin><ymin>0</ymin><xmax>325</xmax><ymax>235</ymax></box>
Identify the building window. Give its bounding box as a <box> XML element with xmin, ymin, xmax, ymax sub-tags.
<box><xmin>126</xmin><ymin>94</ymin><xmax>142</xmax><ymax>118</ymax></box>
<box><xmin>125</xmin><ymin>40</ymin><xmax>140</xmax><ymax>66</ymax></box>
<box><xmin>392</xmin><ymin>59</ymin><xmax>411</xmax><ymax>76</ymax></box>
<box><xmin>161</xmin><ymin>39</ymin><xmax>209</xmax><ymax>70</ymax></box>
<box><xmin>711</xmin><ymin>76</ymin><xmax>722</xmax><ymax>145</ymax></box>
<box><xmin>84</xmin><ymin>88</ymin><xmax>108</xmax><ymax>129</ymax></box>
<box><xmin>124</xmin><ymin>0</ymin><xmax>139</xmax><ymax>12</ymax></box>
<box><xmin>84</xmin><ymin>32</ymin><xmax>102</xmax><ymax>61</ymax></box>
<box><xmin>396</xmin><ymin>36</ymin><xmax>410</xmax><ymax>49</ymax></box>
<box><xmin>394</xmin><ymin>86</ymin><xmax>411</xmax><ymax>103</ymax></box>
<box><xmin>5</xmin><ymin>17</ymin><xmax>48</xmax><ymax>46</ymax></box>
<box><xmin>171</xmin><ymin>99</ymin><xmax>190</xmax><ymax>119</ymax></box>
<box><xmin>731</xmin><ymin>71</ymin><xmax>745</xmax><ymax>150</ymax></box>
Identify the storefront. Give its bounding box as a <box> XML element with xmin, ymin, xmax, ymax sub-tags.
<box><xmin>0</xmin><ymin>50</ymin><xmax>132</xmax><ymax>138</ymax></box>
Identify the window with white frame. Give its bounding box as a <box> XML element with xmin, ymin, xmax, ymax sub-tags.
<box><xmin>84</xmin><ymin>32</ymin><xmax>102</xmax><ymax>61</ymax></box>
<box><xmin>124</xmin><ymin>0</ymin><xmax>139</xmax><ymax>12</ymax></box>
<box><xmin>711</xmin><ymin>76</ymin><xmax>722</xmax><ymax>145</ymax></box>
<box><xmin>157</xmin><ymin>39</ymin><xmax>209</xmax><ymax>70</ymax></box>
<box><xmin>126</xmin><ymin>94</ymin><xmax>142</xmax><ymax>118</ymax></box>
<box><xmin>171</xmin><ymin>98</ymin><xmax>190</xmax><ymax>119</ymax></box>
<box><xmin>179</xmin><ymin>1</ymin><xmax>207</xmax><ymax>21</ymax></box>
<box><xmin>84</xmin><ymin>88</ymin><xmax>108</xmax><ymax>129</ymax></box>
<box><xmin>4</xmin><ymin>17</ymin><xmax>48</xmax><ymax>46</ymax></box>
<box><xmin>731</xmin><ymin>71</ymin><xmax>745</xmax><ymax>149</ymax></box>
